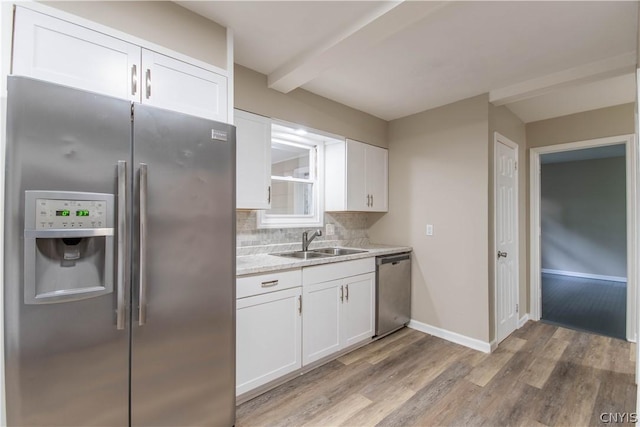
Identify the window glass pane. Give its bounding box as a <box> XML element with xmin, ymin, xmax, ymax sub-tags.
<box><xmin>267</xmin><ymin>181</ymin><xmax>314</xmax><ymax>215</ymax></box>
<box><xmin>271</xmin><ymin>142</ymin><xmax>310</xmax><ymax>179</ymax></box>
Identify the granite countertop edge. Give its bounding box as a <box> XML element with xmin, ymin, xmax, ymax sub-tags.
<box><xmin>236</xmin><ymin>244</ymin><xmax>412</xmax><ymax>276</ymax></box>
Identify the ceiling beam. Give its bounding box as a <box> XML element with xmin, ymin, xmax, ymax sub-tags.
<box><xmin>490</xmin><ymin>52</ymin><xmax>637</xmax><ymax>106</ymax></box>
<box><xmin>267</xmin><ymin>1</ymin><xmax>449</xmax><ymax>93</ymax></box>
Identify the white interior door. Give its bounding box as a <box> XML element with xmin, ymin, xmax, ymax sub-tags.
<box><xmin>495</xmin><ymin>134</ymin><xmax>519</xmax><ymax>343</ymax></box>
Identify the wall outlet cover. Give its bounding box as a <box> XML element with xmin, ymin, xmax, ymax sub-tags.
<box><xmin>326</xmin><ymin>223</ymin><xmax>335</xmax><ymax>236</ymax></box>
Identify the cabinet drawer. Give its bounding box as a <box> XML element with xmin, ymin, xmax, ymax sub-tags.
<box><xmin>303</xmin><ymin>258</ymin><xmax>375</xmax><ymax>286</ymax></box>
<box><xmin>237</xmin><ymin>269</ymin><xmax>302</xmax><ymax>299</ymax></box>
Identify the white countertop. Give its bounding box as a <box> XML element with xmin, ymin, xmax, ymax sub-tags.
<box><xmin>237</xmin><ymin>243</ymin><xmax>412</xmax><ymax>276</ymax></box>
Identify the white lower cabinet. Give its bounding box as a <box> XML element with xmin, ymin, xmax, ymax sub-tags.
<box><xmin>236</xmin><ymin>258</ymin><xmax>376</xmax><ymax>396</ymax></box>
<box><xmin>342</xmin><ymin>273</ymin><xmax>376</xmax><ymax>347</ymax></box>
<box><xmin>302</xmin><ymin>259</ymin><xmax>376</xmax><ymax>366</ymax></box>
<box><xmin>302</xmin><ymin>279</ymin><xmax>343</xmax><ymax>364</ymax></box>
<box><xmin>236</xmin><ymin>271</ymin><xmax>302</xmax><ymax>396</ymax></box>
<box><xmin>236</xmin><ymin>287</ymin><xmax>302</xmax><ymax>396</ymax></box>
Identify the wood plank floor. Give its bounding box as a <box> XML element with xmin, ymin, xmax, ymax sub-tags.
<box><xmin>236</xmin><ymin>321</ymin><xmax>636</xmax><ymax>427</ymax></box>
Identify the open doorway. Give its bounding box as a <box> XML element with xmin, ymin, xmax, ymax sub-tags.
<box><xmin>530</xmin><ymin>134</ymin><xmax>637</xmax><ymax>342</ymax></box>
<box><xmin>540</xmin><ymin>144</ymin><xmax>626</xmax><ymax>339</ymax></box>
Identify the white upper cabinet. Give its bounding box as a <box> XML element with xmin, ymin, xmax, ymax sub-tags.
<box><xmin>141</xmin><ymin>50</ymin><xmax>227</xmax><ymax>123</ymax></box>
<box><xmin>11</xmin><ymin>6</ymin><xmax>228</xmax><ymax>122</ymax></box>
<box><xmin>325</xmin><ymin>138</ymin><xmax>388</xmax><ymax>212</ymax></box>
<box><xmin>235</xmin><ymin>109</ymin><xmax>272</xmax><ymax>210</ymax></box>
<box><xmin>12</xmin><ymin>7</ymin><xmax>140</xmax><ymax>102</ymax></box>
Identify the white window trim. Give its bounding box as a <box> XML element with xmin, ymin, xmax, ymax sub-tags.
<box><xmin>257</xmin><ymin>127</ymin><xmax>325</xmax><ymax>229</ymax></box>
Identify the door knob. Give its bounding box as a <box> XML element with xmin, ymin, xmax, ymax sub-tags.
<box><xmin>498</xmin><ymin>251</ymin><xmax>508</xmax><ymax>258</ymax></box>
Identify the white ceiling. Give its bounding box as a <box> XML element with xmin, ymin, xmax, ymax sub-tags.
<box><xmin>178</xmin><ymin>1</ymin><xmax>638</xmax><ymax>123</ymax></box>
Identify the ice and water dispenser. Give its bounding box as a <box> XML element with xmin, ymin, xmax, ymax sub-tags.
<box><xmin>23</xmin><ymin>191</ymin><xmax>115</xmax><ymax>304</ymax></box>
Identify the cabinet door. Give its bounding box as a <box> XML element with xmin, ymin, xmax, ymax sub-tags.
<box><xmin>141</xmin><ymin>49</ymin><xmax>227</xmax><ymax>122</ymax></box>
<box><xmin>303</xmin><ymin>279</ymin><xmax>342</xmax><ymax>365</ymax></box>
<box><xmin>366</xmin><ymin>145</ymin><xmax>388</xmax><ymax>212</ymax></box>
<box><xmin>12</xmin><ymin>7</ymin><xmax>140</xmax><ymax>102</ymax></box>
<box><xmin>236</xmin><ymin>287</ymin><xmax>302</xmax><ymax>396</ymax></box>
<box><xmin>343</xmin><ymin>273</ymin><xmax>375</xmax><ymax>347</ymax></box>
<box><xmin>235</xmin><ymin>110</ymin><xmax>272</xmax><ymax>209</ymax></box>
<box><xmin>345</xmin><ymin>139</ymin><xmax>368</xmax><ymax>211</ymax></box>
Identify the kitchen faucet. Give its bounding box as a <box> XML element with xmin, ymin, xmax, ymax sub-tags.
<box><xmin>302</xmin><ymin>229</ymin><xmax>323</xmax><ymax>252</ymax></box>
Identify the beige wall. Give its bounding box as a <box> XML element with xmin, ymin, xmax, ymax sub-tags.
<box><xmin>527</xmin><ymin>103</ymin><xmax>635</xmax><ymax>148</ymax></box>
<box><xmin>368</xmin><ymin>94</ymin><xmax>491</xmax><ymax>343</ymax></box>
<box><xmin>42</xmin><ymin>1</ymin><xmax>228</xmax><ymax>70</ymax></box>
<box><xmin>541</xmin><ymin>156</ymin><xmax>627</xmax><ymax>277</ymax></box>
<box><xmin>235</xmin><ymin>65</ymin><xmax>388</xmax><ymax>148</ymax></box>
<box><xmin>488</xmin><ymin>105</ymin><xmax>526</xmax><ymax>343</ymax></box>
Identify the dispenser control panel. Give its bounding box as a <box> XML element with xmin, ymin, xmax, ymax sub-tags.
<box><xmin>35</xmin><ymin>199</ymin><xmax>107</xmax><ymax>229</ymax></box>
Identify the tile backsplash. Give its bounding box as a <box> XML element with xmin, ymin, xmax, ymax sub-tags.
<box><xmin>236</xmin><ymin>211</ymin><xmax>369</xmax><ymax>254</ymax></box>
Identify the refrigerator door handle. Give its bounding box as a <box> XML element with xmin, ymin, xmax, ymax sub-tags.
<box><xmin>138</xmin><ymin>163</ymin><xmax>148</xmax><ymax>326</ymax></box>
<box><xmin>116</xmin><ymin>160</ymin><xmax>128</xmax><ymax>330</ymax></box>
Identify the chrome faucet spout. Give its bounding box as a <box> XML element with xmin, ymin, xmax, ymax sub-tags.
<box><xmin>302</xmin><ymin>229</ymin><xmax>323</xmax><ymax>252</ymax></box>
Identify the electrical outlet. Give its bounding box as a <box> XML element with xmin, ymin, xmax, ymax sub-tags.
<box><xmin>326</xmin><ymin>223</ymin><xmax>335</xmax><ymax>236</ymax></box>
<box><xmin>426</xmin><ymin>224</ymin><xmax>433</xmax><ymax>236</ymax></box>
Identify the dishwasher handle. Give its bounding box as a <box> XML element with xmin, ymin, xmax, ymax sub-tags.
<box><xmin>377</xmin><ymin>253</ymin><xmax>411</xmax><ymax>265</ymax></box>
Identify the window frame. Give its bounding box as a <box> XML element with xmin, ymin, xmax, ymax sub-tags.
<box><xmin>257</xmin><ymin>121</ymin><xmax>335</xmax><ymax>229</ymax></box>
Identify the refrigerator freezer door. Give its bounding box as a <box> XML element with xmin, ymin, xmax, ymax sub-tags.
<box><xmin>130</xmin><ymin>104</ymin><xmax>236</xmax><ymax>426</ymax></box>
<box><xmin>4</xmin><ymin>77</ymin><xmax>131</xmax><ymax>426</ymax></box>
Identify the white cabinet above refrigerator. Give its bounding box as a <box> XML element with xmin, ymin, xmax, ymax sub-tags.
<box><xmin>11</xmin><ymin>6</ymin><xmax>228</xmax><ymax>122</ymax></box>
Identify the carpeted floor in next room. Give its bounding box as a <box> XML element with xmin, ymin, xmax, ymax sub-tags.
<box><xmin>542</xmin><ymin>273</ymin><xmax>626</xmax><ymax>340</ymax></box>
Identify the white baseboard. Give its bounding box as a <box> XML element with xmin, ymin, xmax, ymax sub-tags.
<box><xmin>541</xmin><ymin>268</ymin><xmax>626</xmax><ymax>283</ymax></box>
<box><xmin>518</xmin><ymin>313</ymin><xmax>530</xmax><ymax>328</ymax></box>
<box><xmin>408</xmin><ymin>319</ymin><xmax>491</xmax><ymax>354</ymax></box>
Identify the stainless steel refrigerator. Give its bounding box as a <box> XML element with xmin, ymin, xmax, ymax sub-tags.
<box><xmin>4</xmin><ymin>76</ymin><xmax>236</xmax><ymax>426</ymax></box>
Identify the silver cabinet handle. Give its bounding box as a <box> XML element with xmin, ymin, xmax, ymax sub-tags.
<box><xmin>298</xmin><ymin>295</ymin><xmax>302</xmax><ymax>315</ymax></box>
<box><xmin>498</xmin><ymin>251</ymin><xmax>508</xmax><ymax>258</ymax></box>
<box><xmin>268</xmin><ymin>186</ymin><xmax>271</xmax><ymax>204</ymax></box>
<box><xmin>366</xmin><ymin>194</ymin><xmax>370</xmax><ymax>207</ymax></box>
<box><xmin>371</xmin><ymin>194</ymin><xmax>374</xmax><ymax>207</ymax></box>
<box><xmin>261</xmin><ymin>280</ymin><xmax>278</xmax><ymax>288</ymax></box>
<box><xmin>145</xmin><ymin>69</ymin><xmax>151</xmax><ymax>99</ymax></box>
<box><xmin>138</xmin><ymin>163</ymin><xmax>148</xmax><ymax>326</ymax></box>
<box><xmin>131</xmin><ymin>64</ymin><xmax>137</xmax><ymax>96</ymax></box>
<box><xmin>116</xmin><ymin>160</ymin><xmax>128</xmax><ymax>330</ymax></box>
<box><xmin>340</xmin><ymin>285</ymin><xmax>344</xmax><ymax>302</ymax></box>
<box><xmin>345</xmin><ymin>284</ymin><xmax>349</xmax><ymax>302</ymax></box>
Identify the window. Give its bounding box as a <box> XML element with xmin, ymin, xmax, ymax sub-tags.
<box><xmin>258</xmin><ymin>122</ymin><xmax>337</xmax><ymax>228</ymax></box>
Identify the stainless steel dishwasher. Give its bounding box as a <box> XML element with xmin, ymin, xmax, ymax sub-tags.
<box><xmin>375</xmin><ymin>252</ymin><xmax>411</xmax><ymax>338</ymax></box>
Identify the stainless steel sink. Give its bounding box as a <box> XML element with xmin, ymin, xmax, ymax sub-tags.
<box><xmin>272</xmin><ymin>251</ymin><xmax>332</xmax><ymax>260</ymax></box>
<box><xmin>312</xmin><ymin>247</ymin><xmax>368</xmax><ymax>256</ymax></box>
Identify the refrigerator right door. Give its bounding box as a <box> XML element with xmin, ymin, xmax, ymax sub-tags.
<box><xmin>130</xmin><ymin>104</ymin><xmax>236</xmax><ymax>426</ymax></box>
